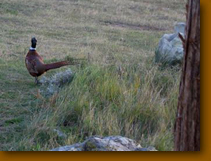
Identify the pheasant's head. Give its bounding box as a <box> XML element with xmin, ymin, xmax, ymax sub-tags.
<box><xmin>31</xmin><ymin>37</ymin><xmax>37</xmax><ymax>48</ymax></box>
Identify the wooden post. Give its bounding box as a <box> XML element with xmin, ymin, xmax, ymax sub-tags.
<box><xmin>174</xmin><ymin>0</ymin><xmax>200</xmax><ymax>151</ymax></box>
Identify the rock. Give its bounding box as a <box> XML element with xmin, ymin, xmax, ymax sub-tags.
<box><xmin>50</xmin><ymin>136</ymin><xmax>157</xmax><ymax>151</ymax></box>
<box><xmin>53</xmin><ymin>129</ymin><xmax>67</xmax><ymax>139</ymax></box>
<box><xmin>155</xmin><ymin>22</ymin><xmax>185</xmax><ymax>66</ymax></box>
<box><xmin>39</xmin><ymin>69</ymin><xmax>74</xmax><ymax>96</ymax></box>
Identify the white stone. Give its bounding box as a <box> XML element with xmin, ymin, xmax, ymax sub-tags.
<box><xmin>155</xmin><ymin>22</ymin><xmax>186</xmax><ymax>66</ymax></box>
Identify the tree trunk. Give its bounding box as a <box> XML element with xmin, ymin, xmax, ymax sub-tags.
<box><xmin>174</xmin><ymin>0</ymin><xmax>200</xmax><ymax>151</ymax></box>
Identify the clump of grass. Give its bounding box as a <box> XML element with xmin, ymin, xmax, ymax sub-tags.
<box><xmin>18</xmin><ymin>59</ymin><xmax>180</xmax><ymax>151</ymax></box>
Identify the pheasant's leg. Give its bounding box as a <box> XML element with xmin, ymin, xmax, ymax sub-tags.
<box><xmin>35</xmin><ymin>77</ymin><xmax>40</xmax><ymax>85</ymax></box>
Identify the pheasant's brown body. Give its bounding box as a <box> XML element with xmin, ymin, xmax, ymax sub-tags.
<box><xmin>25</xmin><ymin>50</ymin><xmax>69</xmax><ymax>77</ymax></box>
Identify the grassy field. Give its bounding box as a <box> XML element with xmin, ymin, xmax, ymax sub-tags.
<box><xmin>0</xmin><ymin>0</ymin><xmax>186</xmax><ymax>151</ymax></box>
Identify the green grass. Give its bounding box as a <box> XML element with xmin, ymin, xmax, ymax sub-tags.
<box><xmin>0</xmin><ymin>0</ymin><xmax>185</xmax><ymax>151</ymax></box>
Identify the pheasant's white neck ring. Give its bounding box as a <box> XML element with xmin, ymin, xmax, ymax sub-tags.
<box><xmin>30</xmin><ymin>47</ymin><xmax>36</xmax><ymax>51</ymax></box>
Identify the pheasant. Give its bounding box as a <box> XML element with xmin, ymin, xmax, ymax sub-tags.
<box><xmin>25</xmin><ymin>37</ymin><xmax>73</xmax><ymax>84</ymax></box>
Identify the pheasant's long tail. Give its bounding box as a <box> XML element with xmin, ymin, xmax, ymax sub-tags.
<box><xmin>44</xmin><ymin>61</ymin><xmax>70</xmax><ymax>71</ymax></box>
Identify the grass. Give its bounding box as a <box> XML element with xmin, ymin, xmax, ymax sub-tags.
<box><xmin>0</xmin><ymin>0</ymin><xmax>185</xmax><ymax>151</ymax></box>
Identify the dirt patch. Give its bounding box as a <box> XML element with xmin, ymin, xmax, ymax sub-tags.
<box><xmin>102</xmin><ymin>21</ymin><xmax>166</xmax><ymax>31</ymax></box>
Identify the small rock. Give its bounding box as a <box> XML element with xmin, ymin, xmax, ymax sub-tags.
<box><xmin>53</xmin><ymin>129</ymin><xmax>67</xmax><ymax>139</ymax></box>
<box><xmin>39</xmin><ymin>69</ymin><xmax>74</xmax><ymax>96</ymax></box>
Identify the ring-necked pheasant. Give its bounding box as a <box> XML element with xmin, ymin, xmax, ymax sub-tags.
<box><xmin>25</xmin><ymin>37</ymin><xmax>73</xmax><ymax>84</ymax></box>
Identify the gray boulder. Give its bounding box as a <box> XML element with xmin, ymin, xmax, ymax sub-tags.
<box><xmin>155</xmin><ymin>22</ymin><xmax>185</xmax><ymax>66</ymax></box>
<box><xmin>50</xmin><ymin>136</ymin><xmax>157</xmax><ymax>151</ymax></box>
